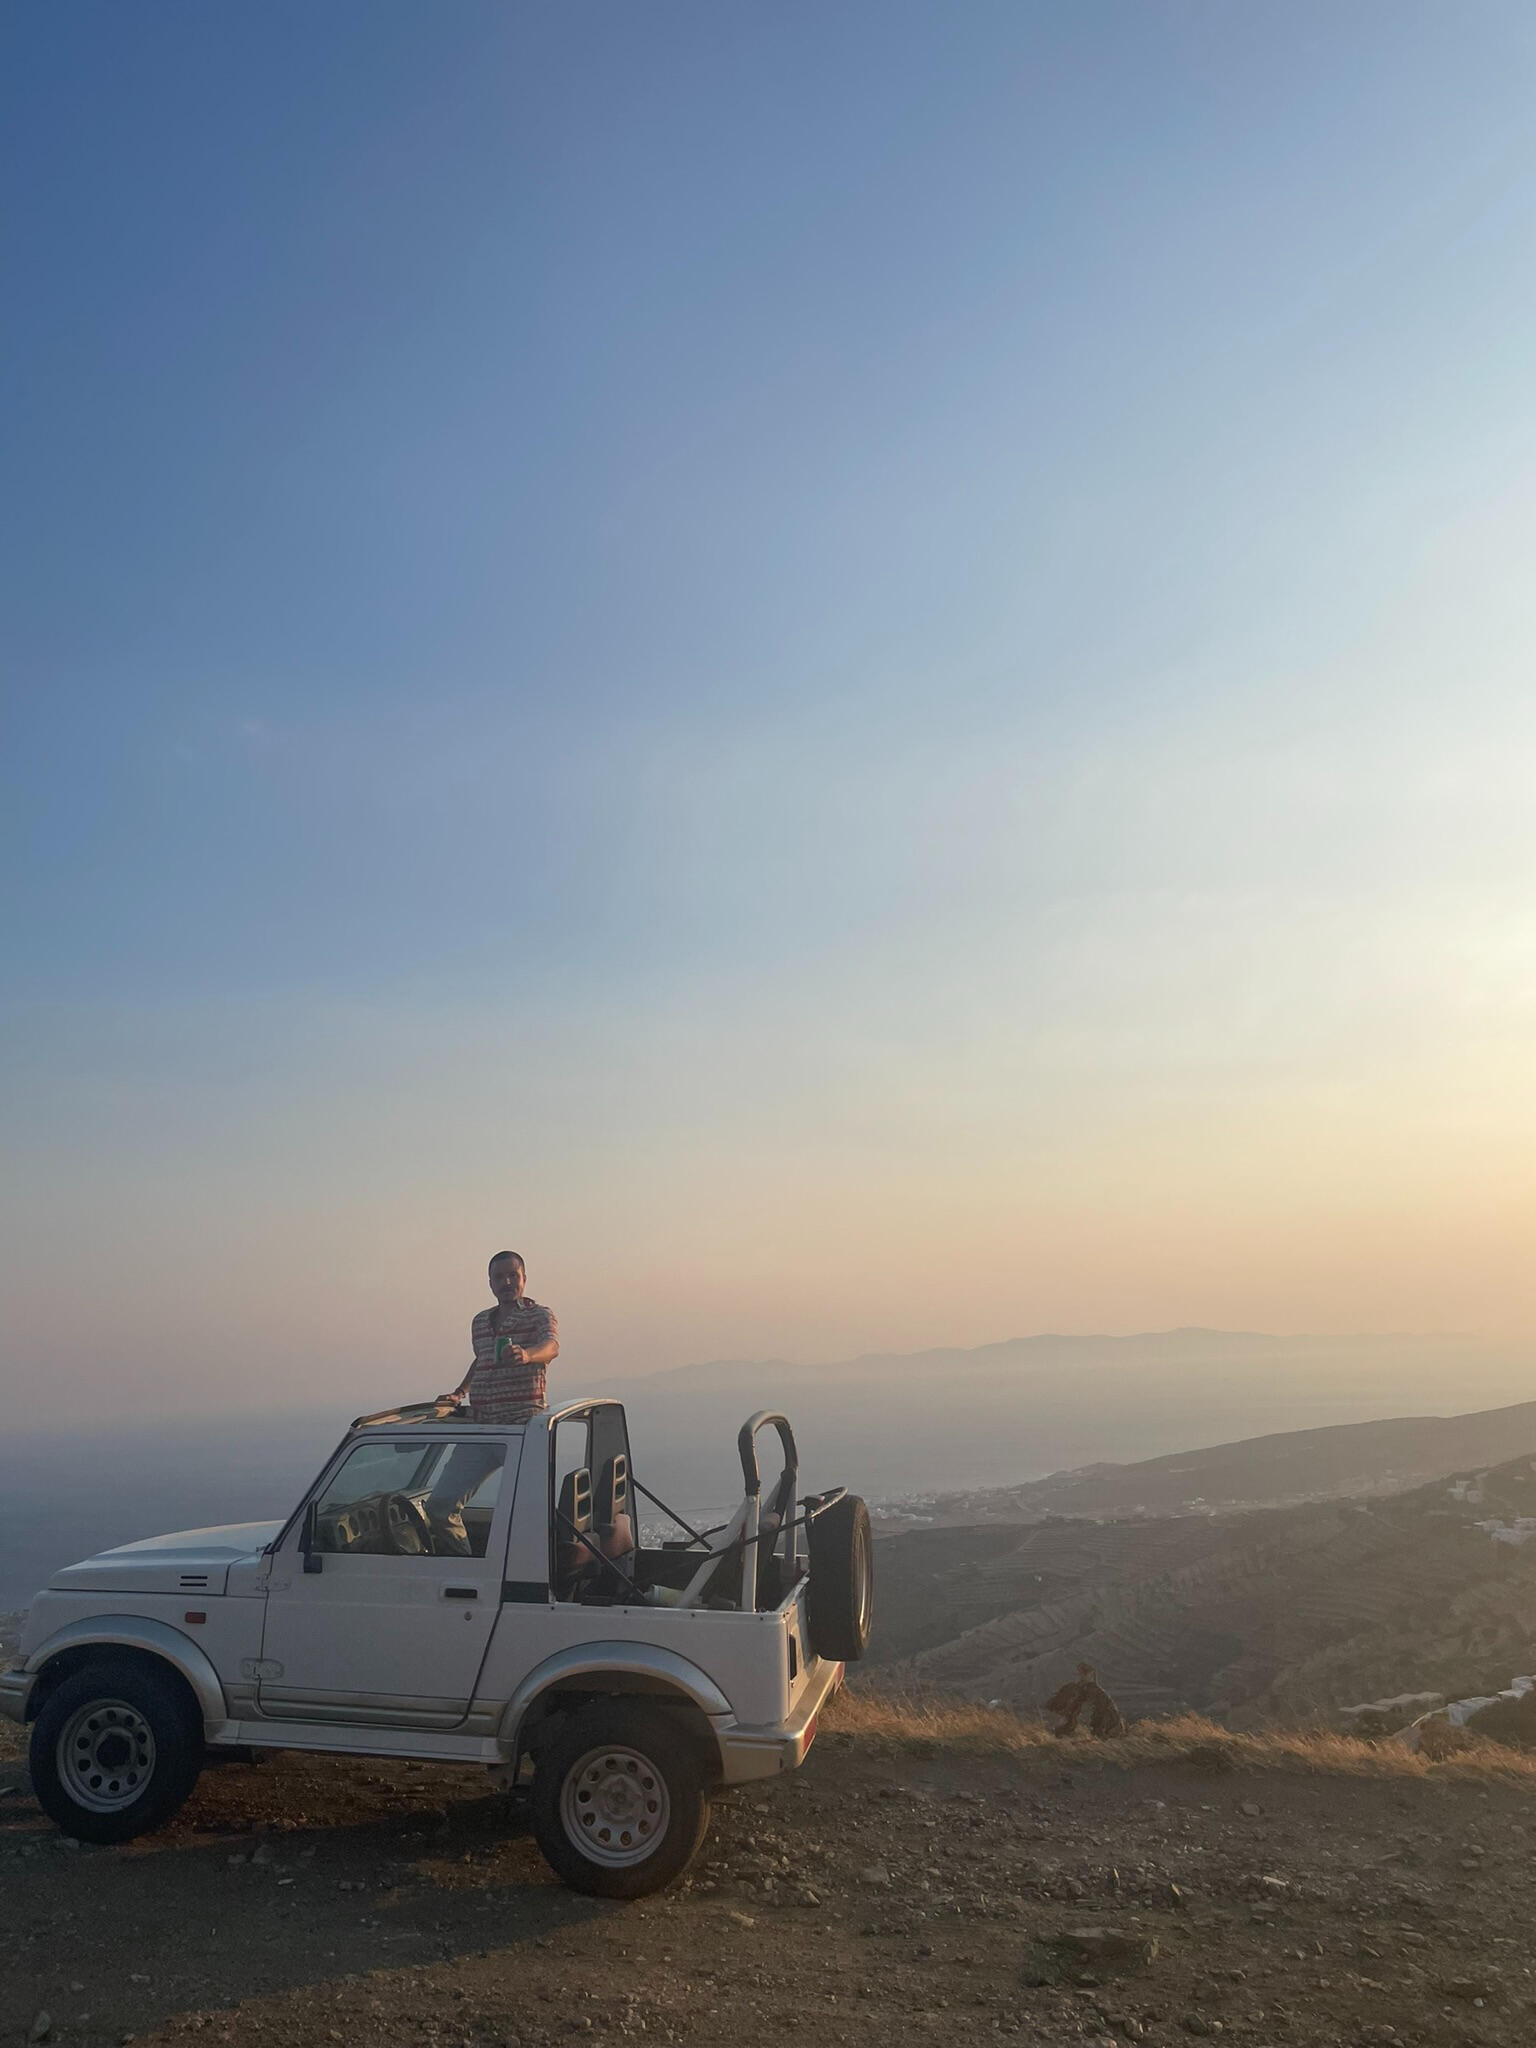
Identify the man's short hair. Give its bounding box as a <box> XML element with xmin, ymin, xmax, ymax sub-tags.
<box><xmin>488</xmin><ymin>1249</ymin><xmax>525</xmax><ymax>1276</ymax></box>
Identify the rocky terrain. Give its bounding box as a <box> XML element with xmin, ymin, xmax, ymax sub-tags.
<box><xmin>872</xmin><ymin>1455</ymin><xmax>1536</xmax><ymax>1727</ymax></box>
<box><xmin>5</xmin><ymin>1695</ymin><xmax>1536</xmax><ymax>2048</ymax></box>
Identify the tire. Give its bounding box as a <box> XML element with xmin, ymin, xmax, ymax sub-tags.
<box><xmin>806</xmin><ymin>1492</ymin><xmax>874</xmax><ymax>1662</ymax></box>
<box><xmin>30</xmin><ymin>1659</ymin><xmax>204</xmax><ymax>1845</ymax></box>
<box><xmin>530</xmin><ymin>1702</ymin><xmax>710</xmax><ymax>1899</ymax></box>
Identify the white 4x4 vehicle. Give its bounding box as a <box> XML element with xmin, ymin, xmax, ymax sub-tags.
<box><xmin>1</xmin><ymin>1399</ymin><xmax>871</xmax><ymax>1896</ymax></box>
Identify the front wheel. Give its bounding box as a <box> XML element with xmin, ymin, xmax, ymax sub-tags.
<box><xmin>30</xmin><ymin>1659</ymin><xmax>203</xmax><ymax>1845</ymax></box>
<box><xmin>530</xmin><ymin>1702</ymin><xmax>710</xmax><ymax>1898</ymax></box>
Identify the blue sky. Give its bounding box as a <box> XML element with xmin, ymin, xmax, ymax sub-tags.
<box><xmin>5</xmin><ymin>3</ymin><xmax>1536</xmax><ymax>1420</ymax></box>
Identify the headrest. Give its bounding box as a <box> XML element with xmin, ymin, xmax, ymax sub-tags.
<box><xmin>556</xmin><ymin>1466</ymin><xmax>593</xmax><ymax>1533</ymax></box>
<box><xmin>596</xmin><ymin>1452</ymin><xmax>628</xmax><ymax>1522</ymax></box>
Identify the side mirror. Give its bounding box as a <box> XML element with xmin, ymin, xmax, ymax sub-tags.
<box><xmin>301</xmin><ymin>1500</ymin><xmax>324</xmax><ymax>1574</ymax></box>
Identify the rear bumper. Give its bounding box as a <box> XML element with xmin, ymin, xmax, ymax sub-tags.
<box><xmin>716</xmin><ymin>1656</ymin><xmax>843</xmax><ymax>1785</ymax></box>
<box><xmin>0</xmin><ymin>1668</ymin><xmax>32</xmax><ymax>1725</ymax></box>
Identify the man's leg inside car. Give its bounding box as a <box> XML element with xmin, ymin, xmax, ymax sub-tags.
<box><xmin>425</xmin><ymin>1443</ymin><xmax>504</xmax><ymax>1556</ymax></box>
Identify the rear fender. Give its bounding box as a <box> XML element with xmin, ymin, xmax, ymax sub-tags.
<box><xmin>498</xmin><ymin>1643</ymin><xmax>732</xmax><ymax>1763</ymax></box>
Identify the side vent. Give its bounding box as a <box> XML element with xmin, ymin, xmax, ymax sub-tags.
<box><xmin>179</xmin><ymin>1574</ymin><xmax>210</xmax><ymax>1590</ymax></box>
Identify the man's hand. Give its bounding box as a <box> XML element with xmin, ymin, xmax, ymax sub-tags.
<box><xmin>500</xmin><ymin>1345</ymin><xmax>527</xmax><ymax>1366</ymax></box>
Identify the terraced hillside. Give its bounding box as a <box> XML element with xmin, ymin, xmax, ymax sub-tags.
<box><xmin>873</xmin><ymin>1454</ymin><xmax>1536</xmax><ymax>1727</ymax></box>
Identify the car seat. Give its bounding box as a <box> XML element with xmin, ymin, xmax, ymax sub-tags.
<box><xmin>594</xmin><ymin>1453</ymin><xmax>636</xmax><ymax>1582</ymax></box>
<box><xmin>553</xmin><ymin>1466</ymin><xmax>595</xmax><ymax>1601</ymax></box>
<box><xmin>685</xmin><ymin>1496</ymin><xmax>789</xmax><ymax>1610</ymax></box>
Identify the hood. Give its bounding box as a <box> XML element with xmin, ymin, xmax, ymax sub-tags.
<box><xmin>50</xmin><ymin>1520</ymin><xmax>285</xmax><ymax>1597</ymax></box>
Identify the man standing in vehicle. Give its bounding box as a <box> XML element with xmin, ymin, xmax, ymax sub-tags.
<box><xmin>444</xmin><ymin>1249</ymin><xmax>560</xmax><ymax>1423</ymax></box>
<box><xmin>427</xmin><ymin>1251</ymin><xmax>560</xmax><ymax>1551</ymax></box>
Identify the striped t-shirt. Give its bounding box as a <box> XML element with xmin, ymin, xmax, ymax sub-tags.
<box><xmin>467</xmin><ymin>1299</ymin><xmax>559</xmax><ymax>1423</ymax></box>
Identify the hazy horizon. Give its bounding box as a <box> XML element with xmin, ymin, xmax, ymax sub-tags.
<box><xmin>4</xmin><ymin>1324</ymin><xmax>1535</xmax><ymax>1611</ymax></box>
<box><xmin>6</xmin><ymin>1317</ymin><xmax>1535</xmax><ymax>1434</ymax></box>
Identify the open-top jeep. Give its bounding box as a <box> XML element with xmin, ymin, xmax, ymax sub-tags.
<box><xmin>1</xmin><ymin>1399</ymin><xmax>872</xmax><ymax>1896</ymax></box>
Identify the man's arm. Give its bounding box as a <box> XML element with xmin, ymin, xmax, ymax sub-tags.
<box><xmin>502</xmin><ymin>1309</ymin><xmax>560</xmax><ymax>1370</ymax></box>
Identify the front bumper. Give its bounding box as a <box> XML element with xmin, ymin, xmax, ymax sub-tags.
<box><xmin>715</xmin><ymin>1657</ymin><xmax>843</xmax><ymax>1785</ymax></box>
<box><xmin>0</xmin><ymin>1667</ymin><xmax>32</xmax><ymax>1726</ymax></box>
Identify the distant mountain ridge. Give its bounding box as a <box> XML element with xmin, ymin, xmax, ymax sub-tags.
<box><xmin>944</xmin><ymin>1397</ymin><xmax>1536</xmax><ymax>1519</ymax></box>
<box><xmin>597</xmin><ymin>1327</ymin><xmax>1536</xmax><ymax>1502</ymax></box>
<box><xmin>620</xmin><ymin>1326</ymin><xmax>1478</xmax><ymax>1391</ymax></box>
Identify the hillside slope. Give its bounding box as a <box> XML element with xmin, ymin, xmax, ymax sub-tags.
<box><xmin>874</xmin><ymin>1453</ymin><xmax>1536</xmax><ymax>1726</ymax></box>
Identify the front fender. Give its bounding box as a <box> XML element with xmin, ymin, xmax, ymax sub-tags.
<box><xmin>21</xmin><ymin>1616</ymin><xmax>231</xmax><ymax>1735</ymax></box>
<box><xmin>498</xmin><ymin>1641</ymin><xmax>733</xmax><ymax>1749</ymax></box>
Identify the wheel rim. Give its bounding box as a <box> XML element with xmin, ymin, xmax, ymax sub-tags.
<box><xmin>57</xmin><ymin>1697</ymin><xmax>157</xmax><ymax>1813</ymax></box>
<box><xmin>559</xmin><ymin>1744</ymin><xmax>670</xmax><ymax>1868</ymax></box>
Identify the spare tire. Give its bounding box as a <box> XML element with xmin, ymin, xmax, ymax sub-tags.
<box><xmin>806</xmin><ymin>1492</ymin><xmax>874</xmax><ymax>1662</ymax></box>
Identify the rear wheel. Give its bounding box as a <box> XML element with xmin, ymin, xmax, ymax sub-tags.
<box><xmin>806</xmin><ymin>1492</ymin><xmax>874</xmax><ymax>1662</ymax></box>
<box><xmin>30</xmin><ymin>1659</ymin><xmax>203</xmax><ymax>1845</ymax></box>
<box><xmin>530</xmin><ymin>1702</ymin><xmax>710</xmax><ymax>1898</ymax></box>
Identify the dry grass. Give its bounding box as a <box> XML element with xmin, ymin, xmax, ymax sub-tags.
<box><xmin>827</xmin><ymin>1684</ymin><xmax>1536</xmax><ymax>1784</ymax></box>
<box><xmin>4</xmin><ymin>1687</ymin><xmax>1533</xmax><ymax>1789</ymax></box>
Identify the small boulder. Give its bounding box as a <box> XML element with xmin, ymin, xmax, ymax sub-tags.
<box><xmin>1437</xmin><ymin>1977</ymin><xmax>1494</xmax><ymax>2002</ymax></box>
<box><xmin>1185</xmin><ymin>1743</ymin><xmax>1234</xmax><ymax>1773</ymax></box>
<box><xmin>1053</xmin><ymin>1925</ymin><xmax>1159</xmax><ymax>1968</ymax></box>
<box><xmin>1019</xmin><ymin>1944</ymin><xmax>1063</xmax><ymax>1988</ymax></box>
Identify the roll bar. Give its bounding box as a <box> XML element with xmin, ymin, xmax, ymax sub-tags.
<box><xmin>736</xmin><ymin>1412</ymin><xmax>801</xmax><ymax>1609</ymax></box>
<box><xmin>737</xmin><ymin>1411</ymin><xmax>798</xmax><ymax>1496</ymax></box>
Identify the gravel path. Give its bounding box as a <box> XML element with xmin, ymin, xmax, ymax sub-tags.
<box><xmin>3</xmin><ymin>1715</ymin><xmax>1534</xmax><ymax>2047</ymax></box>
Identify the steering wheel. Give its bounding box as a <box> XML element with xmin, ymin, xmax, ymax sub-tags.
<box><xmin>383</xmin><ymin>1491</ymin><xmax>433</xmax><ymax>1556</ymax></box>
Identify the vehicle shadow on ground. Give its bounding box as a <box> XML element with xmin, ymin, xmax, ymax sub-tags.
<box><xmin>0</xmin><ymin>1760</ymin><xmax>622</xmax><ymax>2038</ymax></box>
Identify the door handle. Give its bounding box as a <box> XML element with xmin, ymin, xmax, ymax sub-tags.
<box><xmin>444</xmin><ymin>1586</ymin><xmax>478</xmax><ymax>1601</ymax></box>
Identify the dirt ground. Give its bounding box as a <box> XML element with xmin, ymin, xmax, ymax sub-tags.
<box><xmin>4</xmin><ymin>1709</ymin><xmax>1535</xmax><ymax>2048</ymax></box>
